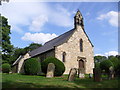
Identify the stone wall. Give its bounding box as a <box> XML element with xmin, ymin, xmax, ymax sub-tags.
<box><xmin>37</xmin><ymin>49</ymin><xmax>55</xmax><ymax>62</ymax></box>
<box><xmin>55</xmin><ymin>26</ymin><xmax>94</xmax><ymax>74</ymax></box>
<box><xmin>17</xmin><ymin>53</ymin><xmax>31</xmax><ymax>73</ymax></box>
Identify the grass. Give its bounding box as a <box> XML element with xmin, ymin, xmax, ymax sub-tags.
<box><xmin>1</xmin><ymin>73</ymin><xmax>119</xmax><ymax>88</ymax></box>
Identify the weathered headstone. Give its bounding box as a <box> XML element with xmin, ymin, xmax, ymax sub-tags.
<box><xmin>68</xmin><ymin>68</ymin><xmax>77</xmax><ymax>81</ymax></box>
<box><xmin>78</xmin><ymin>68</ymin><xmax>85</xmax><ymax>78</ymax></box>
<box><xmin>46</xmin><ymin>63</ymin><xmax>55</xmax><ymax>78</ymax></box>
<box><xmin>108</xmin><ymin>66</ymin><xmax>114</xmax><ymax>80</ymax></box>
<box><xmin>93</xmin><ymin>68</ymin><xmax>102</xmax><ymax>82</ymax></box>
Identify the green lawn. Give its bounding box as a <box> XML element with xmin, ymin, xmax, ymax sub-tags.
<box><xmin>1</xmin><ymin>73</ymin><xmax>119</xmax><ymax>88</ymax></box>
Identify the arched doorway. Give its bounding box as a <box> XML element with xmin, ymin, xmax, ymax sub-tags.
<box><xmin>79</xmin><ymin>59</ymin><xmax>84</xmax><ymax>69</ymax></box>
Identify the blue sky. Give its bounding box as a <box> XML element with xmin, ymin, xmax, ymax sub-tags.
<box><xmin>1</xmin><ymin>1</ymin><xmax>119</xmax><ymax>56</ymax></box>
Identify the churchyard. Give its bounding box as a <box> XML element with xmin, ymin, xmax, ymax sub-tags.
<box><xmin>1</xmin><ymin>56</ymin><xmax>120</xmax><ymax>89</ymax></box>
<box><xmin>1</xmin><ymin>73</ymin><xmax>119</xmax><ymax>88</ymax></box>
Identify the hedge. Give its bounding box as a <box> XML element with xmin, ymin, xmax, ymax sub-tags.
<box><xmin>2</xmin><ymin>63</ymin><xmax>11</xmax><ymax>73</ymax></box>
<box><xmin>24</xmin><ymin>58</ymin><xmax>41</xmax><ymax>75</ymax></box>
<box><xmin>41</xmin><ymin>57</ymin><xmax>65</xmax><ymax>76</ymax></box>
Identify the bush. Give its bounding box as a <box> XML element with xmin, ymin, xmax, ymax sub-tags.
<box><xmin>100</xmin><ymin>60</ymin><xmax>113</xmax><ymax>73</ymax></box>
<box><xmin>24</xmin><ymin>58</ymin><xmax>41</xmax><ymax>75</ymax></box>
<box><xmin>2</xmin><ymin>63</ymin><xmax>11</xmax><ymax>73</ymax></box>
<box><xmin>41</xmin><ymin>57</ymin><xmax>65</xmax><ymax>76</ymax></box>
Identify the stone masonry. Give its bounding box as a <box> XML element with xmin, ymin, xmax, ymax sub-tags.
<box><xmin>17</xmin><ymin>53</ymin><xmax>31</xmax><ymax>73</ymax></box>
<box><xmin>55</xmin><ymin>26</ymin><xmax>94</xmax><ymax>74</ymax></box>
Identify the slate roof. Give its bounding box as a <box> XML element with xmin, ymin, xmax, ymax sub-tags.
<box><xmin>29</xmin><ymin>29</ymin><xmax>75</xmax><ymax>57</ymax></box>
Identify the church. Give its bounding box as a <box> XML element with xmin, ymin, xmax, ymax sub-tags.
<box><xmin>12</xmin><ymin>10</ymin><xmax>94</xmax><ymax>74</ymax></box>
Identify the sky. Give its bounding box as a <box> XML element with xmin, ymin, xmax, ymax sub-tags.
<box><xmin>1</xmin><ymin>0</ymin><xmax>119</xmax><ymax>56</ymax></box>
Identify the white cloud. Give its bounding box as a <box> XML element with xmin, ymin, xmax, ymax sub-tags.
<box><xmin>94</xmin><ymin>54</ymin><xmax>104</xmax><ymax>56</ymax></box>
<box><xmin>1</xmin><ymin>2</ymin><xmax>73</xmax><ymax>33</ymax></box>
<box><xmin>21</xmin><ymin>32</ymin><xmax>57</xmax><ymax>44</ymax></box>
<box><xmin>97</xmin><ymin>11</ymin><xmax>119</xmax><ymax>27</ymax></box>
<box><xmin>105</xmin><ymin>51</ymin><xmax>118</xmax><ymax>56</ymax></box>
<box><xmin>95</xmin><ymin>51</ymin><xmax>118</xmax><ymax>57</ymax></box>
<box><xmin>49</xmin><ymin>4</ymin><xmax>73</xmax><ymax>27</ymax></box>
<box><xmin>29</xmin><ymin>15</ymin><xmax>48</xmax><ymax>32</ymax></box>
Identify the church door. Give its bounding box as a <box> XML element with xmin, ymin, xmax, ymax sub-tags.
<box><xmin>79</xmin><ymin>59</ymin><xmax>84</xmax><ymax>69</ymax></box>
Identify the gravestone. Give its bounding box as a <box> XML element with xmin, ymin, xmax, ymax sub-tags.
<box><xmin>68</xmin><ymin>68</ymin><xmax>77</xmax><ymax>81</ymax></box>
<box><xmin>46</xmin><ymin>63</ymin><xmax>55</xmax><ymax>78</ymax></box>
<box><xmin>78</xmin><ymin>68</ymin><xmax>85</xmax><ymax>78</ymax></box>
<box><xmin>93</xmin><ymin>68</ymin><xmax>102</xmax><ymax>82</ymax></box>
<box><xmin>108</xmin><ymin>66</ymin><xmax>114</xmax><ymax>80</ymax></box>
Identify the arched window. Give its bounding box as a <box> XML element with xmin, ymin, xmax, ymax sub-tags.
<box><xmin>62</xmin><ymin>52</ymin><xmax>66</xmax><ymax>62</ymax></box>
<box><xmin>80</xmin><ymin>39</ymin><xmax>83</xmax><ymax>52</ymax></box>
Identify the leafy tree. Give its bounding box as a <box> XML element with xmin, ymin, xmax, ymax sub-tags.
<box><xmin>94</xmin><ymin>56</ymin><xmax>107</xmax><ymax>63</ymax></box>
<box><xmin>108</xmin><ymin>55</ymin><xmax>115</xmax><ymax>60</ymax></box>
<box><xmin>108</xmin><ymin>55</ymin><xmax>120</xmax><ymax>76</ymax></box>
<box><xmin>1</xmin><ymin>16</ymin><xmax>13</xmax><ymax>64</ymax></box>
<box><xmin>100</xmin><ymin>60</ymin><xmax>113</xmax><ymax>73</ymax></box>
<box><xmin>12</xmin><ymin>43</ymin><xmax>42</xmax><ymax>64</ymax></box>
<box><xmin>24</xmin><ymin>43</ymin><xmax>42</xmax><ymax>52</ymax></box>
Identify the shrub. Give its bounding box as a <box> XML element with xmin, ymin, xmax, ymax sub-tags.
<box><xmin>24</xmin><ymin>58</ymin><xmax>41</xmax><ymax>75</ymax></box>
<box><xmin>2</xmin><ymin>63</ymin><xmax>11</xmax><ymax>73</ymax></box>
<box><xmin>41</xmin><ymin>57</ymin><xmax>65</xmax><ymax>76</ymax></box>
<box><xmin>100</xmin><ymin>60</ymin><xmax>113</xmax><ymax>73</ymax></box>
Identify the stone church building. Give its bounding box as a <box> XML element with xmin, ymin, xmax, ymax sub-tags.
<box><xmin>12</xmin><ymin>10</ymin><xmax>94</xmax><ymax>74</ymax></box>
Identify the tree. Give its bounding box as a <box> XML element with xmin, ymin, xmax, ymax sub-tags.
<box><xmin>24</xmin><ymin>43</ymin><xmax>42</xmax><ymax>52</ymax></box>
<box><xmin>94</xmin><ymin>56</ymin><xmax>107</xmax><ymax>63</ymax></box>
<box><xmin>100</xmin><ymin>60</ymin><xmax>113</xmax><ymax>73</ymax></box>
<box><xmin>1</xmin><ymin>16</ymin><xmax>13</xmax><ymax>64</ymax></box>
<box><xmin>108</xmin><ymin>55</ymin><xmax>115</xmax><ymax>60</ymax></box>
<box><xmin>12</xmin><ymin>43</ymin><xmax>42</xmax><ymax>64</ymax></box>
<box><xmin>108</xmin><ymin>56</ymin><xmax>120</xmax><ymax>76</ymax></box>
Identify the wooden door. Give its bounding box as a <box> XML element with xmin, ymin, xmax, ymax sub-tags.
<box><xmin>79</xmin><ymin>59</ymin><xmax>84</xmax><ymax>68</ymax></box>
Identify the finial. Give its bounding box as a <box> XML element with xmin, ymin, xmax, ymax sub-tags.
<box><xmin>74</xmin><ymin>9</ymin><xmax>84</xmax><ymax>29</ymax></box>
<box><xmin>77</xmin><ymin>9</ymin><xmax>80</xmax><ymax>12</ymax></box>
<box><xmin>75</xmin><ymin>9</ymin><xmax>81</xmax><ymax>16</ymax></box>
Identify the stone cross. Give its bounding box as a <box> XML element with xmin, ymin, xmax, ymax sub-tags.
<box><xmin>68</xmin><ymin>68</ymin><xmax>77</xmax><ymax>81</ymax></box>
<box><xmin>78</xmin><ymin>68</ymin><xmax>85</xmax><ymax>78</ymax></box>
<box><xmin>46</xmin><ymin>63</ymin><xmax>55</xmax><ymax>78</ymax></box>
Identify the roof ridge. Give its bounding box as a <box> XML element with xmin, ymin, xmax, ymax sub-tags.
<box><xmin>44</xmin><ymin>29</ymin><xmax>74</xmax><ymax>45</ymax></box>
<box><xmin>29</xmin><ymin>28</ymin><xmax>75</xmax><ymax>57</ymax></box>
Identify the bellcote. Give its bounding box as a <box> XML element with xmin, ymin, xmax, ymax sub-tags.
<box><xmin>74</xmin><ymin>10</ymin><xmax>84</xmax><ymax>29</ymax></box>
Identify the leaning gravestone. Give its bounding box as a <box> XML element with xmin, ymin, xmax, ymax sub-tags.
<box><xmin>78</xmin><ymin>68</ymin><xmax>85</xmax><ymax>78</ymax></box>
<box><xmin>108</xmin><ymin>66</ymin><xmax>114</xmax><ymax>80</ymax></box>
<box><xmin>93</xmin><ymin>68</ymin><xmax>102</xmax><ymax>82</ymax></box>
<box><xmin>46</xmin><ymin>63</ymin><xmax>55</xmax><ymax>78</ymax></box>
<box><xmin>68</xmin><ymin>68</ymin><xmax>77</xmax><ymax>81</ymax></box>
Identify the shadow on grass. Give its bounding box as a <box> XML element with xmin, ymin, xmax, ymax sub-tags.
<box><xmin>2</xmin><ymin>80</ymin><xmax>76</xmax><ymax>89</ymax></box>
<box><xmin>2</xmin><ymin>74</ymin><xmax>119</xmax><ymax>89</ymax></box>
<box><xmin>73</xmin><ymin>77</ymin><xmax>118</xmax><ymax>88</ymax></box>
